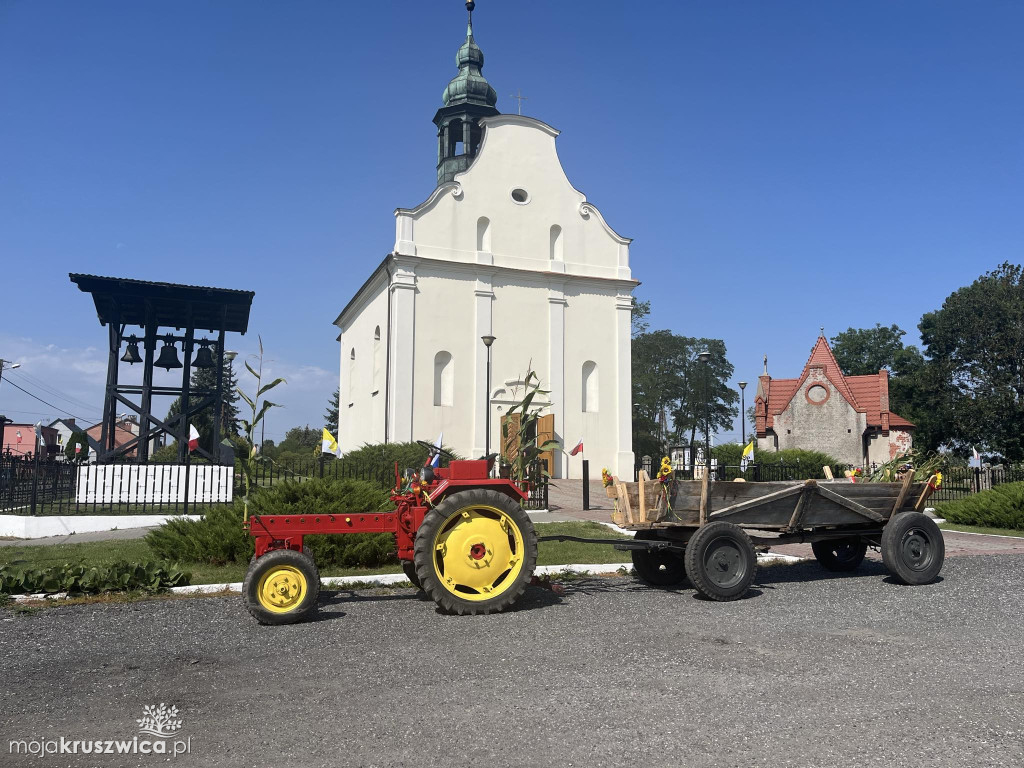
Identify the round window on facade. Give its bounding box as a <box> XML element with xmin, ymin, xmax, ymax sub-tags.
<box><xmin>510</xmin><ymin>188</ymin><xmax>530</xmax><ymax>204</ymax></box>
<box><xmin>806</xmin><ymin>384</ymin><xmax>829</xmax><ymax>404</ymax></box>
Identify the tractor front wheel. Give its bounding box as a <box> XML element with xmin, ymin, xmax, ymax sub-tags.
<box><xmin>414</xmin><ymin>489</ymin><xmax>538</xmax><ymax>615</ymax></box>
<box><xmin>243</xmin><ymin>548</ymin><xmax>320</xmax><ymax>625</ymax></box>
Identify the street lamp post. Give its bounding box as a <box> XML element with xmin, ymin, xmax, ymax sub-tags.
<box><xmin>697</xmin><ymin>351</ymin><xmax>712</xmax><ymax>477</ymax></box>
<box><xmin>738</xmin><ymin>381</ymin><xmax>747</xmax><ymax>446</ymax></box>
<box><xmin>0</xmin><ymin>359</ymin><xmax>22</xmax><ymax>453</ymax></box>
<box><xmin>481</xmin><ymin>335</ymin><xmax>496</xmax><ymax>460</ymax></box>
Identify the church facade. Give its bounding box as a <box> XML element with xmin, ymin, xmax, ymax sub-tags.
<box><xmin>754</xmin><ymin>335</ymin><xmax>914</xmax><ymax>467</ymax></box>
<box><xmin>333</xmin><ymin>6</ymin><xmax>636</xmax><ymax>479</ymax></box>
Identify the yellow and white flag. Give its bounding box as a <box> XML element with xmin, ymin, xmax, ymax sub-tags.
<box><xmin>740</xmin><ymin>440</ymin><xmax>755</xmax><ymax>471</ymax></box>
<box><xmin>321</xmin><ymin>428</ymin><xmax>339</xmax><ymax>456</ymax></box>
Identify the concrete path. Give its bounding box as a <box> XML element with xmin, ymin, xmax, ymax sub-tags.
<box><xmin>0</xmin><ymin>526</ymin><xmax>158</xmax><ymax>547</ymax></box>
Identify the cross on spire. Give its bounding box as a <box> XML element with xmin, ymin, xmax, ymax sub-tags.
<box><xmin>510</xmin><ymin>88</ymin><xmax>528</xmax><ymax>115</ymax></box>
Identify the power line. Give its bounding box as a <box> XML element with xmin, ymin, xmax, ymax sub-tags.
<box><xmin>0</xmin><ymin>379</ymin><xmax>101</xmax><ymax>423</ymax></box>
<box><xmin>8</xmin><ymin>370</ymin><xmax>101</xmax><ymax>413</ymax></box>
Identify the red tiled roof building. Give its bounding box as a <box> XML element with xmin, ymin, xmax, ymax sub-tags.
<box><xmin>754</xmin><ymin>334</ymin><xmax>914</xmax><ymax>466</ymax></box>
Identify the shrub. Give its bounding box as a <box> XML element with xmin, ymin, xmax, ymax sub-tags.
<box><xmin>0</xmin><ymin>561</ymin><xmax>190</xmax><ymax>596</ymax></box>
<box><xmin>937</xmin><ymin>482</ymin><xmax>1024</xmax><ymax>530</ymax></box>
<box><xmin>710</xmin><ymin>444</ymin><xmax>840</xmax><ymax>480</ymax></box>
<box><xmin>145</xmin><ymin>478</ymin><xmax>396</xmax><ymax>568</ymax></box>
<box><xmin>341</xmin><ymin>441</ymin><xmax>464</xmax><ymax>472</ymax></box>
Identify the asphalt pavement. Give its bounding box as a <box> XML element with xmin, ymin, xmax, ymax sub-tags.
<box><xmin>2</xmin><ymin>554</ymin><xmax>1023</xmax><ymax>768</ymax></box>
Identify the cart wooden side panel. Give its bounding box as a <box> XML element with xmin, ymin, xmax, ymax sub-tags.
<box><xmin>611</xmin><ymin>476</ymin><xmax>931</xmax><ymax>531</ymax></box>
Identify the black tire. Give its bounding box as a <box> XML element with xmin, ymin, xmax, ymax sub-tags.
<box><xmin>881</xmin><ymin>512</ymin><xmax>945</xmax><ymax>585</ymax></box>
<box><xmin>811</xmin><ymin>537</ymin><xmax>868</xmax><ymax>572</ymax></box>
<box><xmin>414</xmin><ymin>488</ymin><xmax>537</xmax><ymax>615</ymax></box>
<box><xmin>631</xmin><ymin>530</ymin><xmax>687</xmax><ymax>587</ymax></box>
<box><xmin>684</xmin><ymin>521</ymin><xmax>757</xmax><ymax>601</ymax></box>
<box><xmin>243</xmin><ymin>548</ymin><xmax>321</xmax><ymax>625</ymax></box>
<box><xmin>401</xmin><ymin>560</ymin><xmax>422</xmax><ymax>589</ymax></box>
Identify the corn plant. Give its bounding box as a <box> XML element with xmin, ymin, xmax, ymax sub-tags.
<box><xmin>501</xmin><ymin>369</ymin><xmax>560</xmax><ymax>485</ymax></box>
<box><xmin>236</xmin><ymin>336</ymin><xmax>285</xmax><ymax>522</ymax></box>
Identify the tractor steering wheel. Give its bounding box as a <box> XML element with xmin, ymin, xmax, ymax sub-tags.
<box><xmin>416</xmin><ymin>439</ymin><xmax>456</xmax><ymax>462</ymax></box>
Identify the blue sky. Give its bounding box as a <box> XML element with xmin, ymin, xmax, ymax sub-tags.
<box><xmin>0</xmin><ymin>1</ymin><xmax>1021</xmax><ymax>444</ymax></box>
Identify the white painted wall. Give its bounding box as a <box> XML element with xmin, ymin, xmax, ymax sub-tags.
<box><xmin>337</xmin><ymin>115</ymin><xmax>636</xmax><ymax>477</ymax></box>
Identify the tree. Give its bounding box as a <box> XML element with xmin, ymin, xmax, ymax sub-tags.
<box><xmin>164</xmin><ymin>357</ymin><xmax>241</xmax><ymax>456</ymax></box>
<box><xmin>276</xmin><ymin>425</ymin><xmax>321</xmax><ymax>459</ymax></box>
<box><xmin>324</xmin><ymin>387</ymin><xmax>340</xmax><ymax>433</ymax></box>
<box><xmin>631</xmin><ymin>328</ymin><xmax>739</xmax><ymax>460</ymax></box>
<box><xmin>919</xmin><ymin>262</ymin><xmax>1024</xmax><ymax>460</ymax></box>
<box><xmin>829</xmin><ymin>323</ymin><xmax>932</xmax><ymax>448</ymax></box>
<box><xmin>631</xmin><ymin>298</ymin><xmax>651</xmax><ymax>338</ymax></box>
<box><xmin>830</xmin><ymin>324</ymin><xmax>923</xmax><ymax>377</ymax></box>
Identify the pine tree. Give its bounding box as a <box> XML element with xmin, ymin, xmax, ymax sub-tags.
<box><xmin>324</xmin><ymin>387</ymin><xmax>340</xmax><ymax>433</ymax></box>
<box><xmin>164</xmin><ymin>358</ymin><xmax>241</xmax><ymax>454</ymax></box>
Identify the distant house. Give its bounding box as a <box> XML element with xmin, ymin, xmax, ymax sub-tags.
<box><xmin>82</xmin><ymin>416</ymin><xmax>163</xmax><ymax>461</ymax></box>
<box><xmin>1</xmin><ymin>422</ymin><xmax>58</xmax><ymax>458</ymax></box>
<box><xmin>754</xmin><ymin>334</ymin><xmax>914</xmax><ymax>467</ymax></box>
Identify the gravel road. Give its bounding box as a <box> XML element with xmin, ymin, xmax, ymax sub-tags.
<box><xmin>2</xmin><ymin>555</ymin><xmax>1023</xmax><ymax>768</ymax></box>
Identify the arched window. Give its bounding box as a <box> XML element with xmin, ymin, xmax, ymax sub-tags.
<box><xmin>549</xmin><ymin>225</ymin><xmax>563</xmax><ymax>261</ymax></box>
<box><xmin>372</xmin><ymin>326</ymin><xmax>382</xmax><ymax>392</ymax></box>
<box><xmin>348</xmin><ymin>348</ymin><xmax>356</xmax><ymax>405</ymax></box>
<box><xmin>476</xmin><ymin>216</ymin><xmax>491</xmax><ymax>252</ymax></box>
<box><xmin>434</xmin><ymin>351</ymin><xmax>453</xmax><ymax>407</ymax></box>
<box><xmin>582</xmin><ymin>361</ymin><xmax>598</xmax><ymax>412</ymax></box>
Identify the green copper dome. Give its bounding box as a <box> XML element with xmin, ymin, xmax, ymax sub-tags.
<box><xmin>441</xmin><ymin>19</ymin><xmax>497</xmax><ymax>108</ymax></box>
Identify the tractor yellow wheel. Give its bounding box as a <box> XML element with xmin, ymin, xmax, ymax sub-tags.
<box><xmin>243</xmin><ymin>548</ymin><xmax>320</xmax><ymax>625</ymax></box>
<box><xmin>414</xmin><ymin>489</ymin><xmax>537</xmax><ymax>615</ymax></box>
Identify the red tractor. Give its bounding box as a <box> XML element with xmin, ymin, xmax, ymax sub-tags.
<box><xmin>242</xmin><ymin>441</ymin><xmax>539</xmax><ymax>624</ymax></box>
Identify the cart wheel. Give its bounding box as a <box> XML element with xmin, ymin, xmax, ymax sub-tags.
<box><xmin>811</xmin><ymin>538</ymin><xmax>868</xmax><ymax>572</ymax></box>
<box><xmin>414</xmin><ymin>489</ymin><xmax>537</xmax><ymax>615</ymax></box>
<box><xmin>631</xmin><ymin>531</ymin><xmax>687</xmax><ymax>587</ymax></box>
<box><xmin>401</xmin><ymin>560</ymin><xmax>422</xmax><ymax>590</ymax></box>
<box><xmin>881</xmin><ymin>512</ymin><xmax>944</xmax><ymax>585</ymax></box>
<box><xmin>684</xmin><ymin>521</ymin><xmax>757</xmax><ymax>601</ymax></box>
<box><xmin>243</xmin><ymin>548</ymin><xmax>320</xmax><ymax>625</ymax></box>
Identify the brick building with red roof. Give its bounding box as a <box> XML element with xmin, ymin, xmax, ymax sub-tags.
<box><xmin>754</xmin><ymin>334</ymin><xmax>914</xmax><ymax>466</ymax></box>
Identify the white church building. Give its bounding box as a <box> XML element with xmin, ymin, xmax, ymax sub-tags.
<box><xmin>334</xmin><ymin>3</ymin><xmax>636</xmax><ymax>479</ymax></box>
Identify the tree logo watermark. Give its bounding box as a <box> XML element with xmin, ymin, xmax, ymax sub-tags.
<box><xmin>136</xmin><ymin>704</ymin><xmax>183</xmax><ymax>738</ymax></box>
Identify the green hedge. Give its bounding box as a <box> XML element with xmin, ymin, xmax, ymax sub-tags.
<box><xmin>145</xmin><ymin>477</ymin><xmax>396</xmax><ymax>569</ymax></box>
<box><xmin>340</xmin><ymin>441</ymin><xmax>464</xmax><ymax>472</ymax></box>
<box><xmin>937</xmin><ymin>482</ymin><xmax>1024</xmax><ymax>531</ymax></box>
<box><xmin>0</xmin><ymin>561</ymin><xmax>190</xmax><ymax>596</ymax></box>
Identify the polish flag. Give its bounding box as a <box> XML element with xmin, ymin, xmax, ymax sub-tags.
<box><xmin>188</xmin><ymin>424</ymin><xmax>200</xmax><ymax>452</ymax></box>
<box><xmin>569</xmin><ymin>437</ymin><xmax>584</xmax><ymax>456</ymax></box>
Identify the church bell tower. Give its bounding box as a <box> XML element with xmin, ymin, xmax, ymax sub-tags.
<box><xmin>433</xmin><ymin>1</ymin><xmax>500</xmax><ymax>186</ymax></box>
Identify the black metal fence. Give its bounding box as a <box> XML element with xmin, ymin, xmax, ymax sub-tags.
<box><xmin>0</xmin><ymin>455</ymin><xmax>550</xmax><ymax>516</ymax></box>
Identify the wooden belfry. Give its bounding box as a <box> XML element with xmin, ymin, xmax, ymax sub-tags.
<box><xmin>70</xmin><ymin>274</ymin><xmax>254</xmax><ymax>463</ymax></box>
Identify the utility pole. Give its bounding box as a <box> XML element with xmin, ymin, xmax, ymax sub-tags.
<box><xmin>0</xmin><ymin>359</ymin><xmax>22</xmax><ymax>452</ymax></box>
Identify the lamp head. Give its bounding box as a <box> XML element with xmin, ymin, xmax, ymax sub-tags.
<box><xmin>481</xmin><ymin>335</ymin><xmax>496</xmax><ymax>348</ymax></box>
<box><xmin>697</xmin><ymin>351</ymin><xmax>712</xmax><ymax>363</ymax></box>
<box><xmin>739</xmin><ymin>381</ymin><xmax>747</xmax><ymax>390</ymax></box>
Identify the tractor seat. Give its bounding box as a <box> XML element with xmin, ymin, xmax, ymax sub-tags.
<box><xmin>477</xmin><ymin>452</ymin><xmax>499</xmax><ymax>462</ymax></box>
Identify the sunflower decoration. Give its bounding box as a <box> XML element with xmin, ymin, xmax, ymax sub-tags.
<box><xmin>656</xmin><ymin>456</ymin><xmax>673</xmax><ymax>484</ymax></box>
<box><xmin>601</xmin><ymin>467</ymin><xmax>614</xmax><ymax>487</ymax></box>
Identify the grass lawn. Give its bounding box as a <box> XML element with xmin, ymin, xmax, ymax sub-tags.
<box><xmin>0</xmin><ymin>521</ymin><xmax>632</xmax><ymax>586</ymax></box>
<box><xmin>939</xmin><ymin>522</ymin><xmax>1024</xmax><ymax>538</ymax></box>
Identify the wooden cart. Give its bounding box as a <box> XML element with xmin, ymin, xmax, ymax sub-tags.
<box><xmin>600</xmin><ymin>470</ymin><xmax>943</xmax><ymax>601</ymax></box>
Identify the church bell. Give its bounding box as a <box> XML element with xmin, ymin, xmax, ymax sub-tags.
<box><xmin>192</xmin><ymin>341</ymin><xmax>215</xmax><ymax>369</ymax></box>
<box><xmin>155</xmin><ymin>336</ymin><xmax>183</xmax><ymax>370</ymax></box>
<box><xmin>120</xmin><ymin>336</ymin><xmax>143</xmax><ymax>365</ymax></box>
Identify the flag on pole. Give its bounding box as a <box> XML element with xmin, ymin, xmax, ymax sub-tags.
<box><xmin>427</xmin><ymin>432</ymin><xmax>444</xmax><ymax>467</ymax></box>
<box><xmin>321</xmin><ymin>428</ymin><xmax>338</xmax><ymax>455</ymax></box>
<box><xmin>970</xmin><ymin>446</ymin><xmax>981</xmax><ymax>468</ymax></box>
<box><xmin>569</xmin><ymin>437</ymin><xmax>584</xmax><ymax>456</ymax></box>
<box><xmin>34</xmin><ymin>423</ymin><xmax>45</xmax><ymax>450</ymax></box>
<box><xmin>740</xmin><ymin>440</ymin><xmax>755</xmax><ymax>471</ymax></box>
<box><xmin>188</xmin><ymin>424</ymin><xmax>200</xmax><ymax>452</ymax></box>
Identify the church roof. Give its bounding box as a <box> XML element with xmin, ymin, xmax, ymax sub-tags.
<box><xmin>441</xmin><ymin>11</ymin><xmax>497</xmax><ymax>109</ymax></box>
<box><xmin>755</xmin><ymin>335</ymin><xmax>915</xmax><ymax>435</ymax></box>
